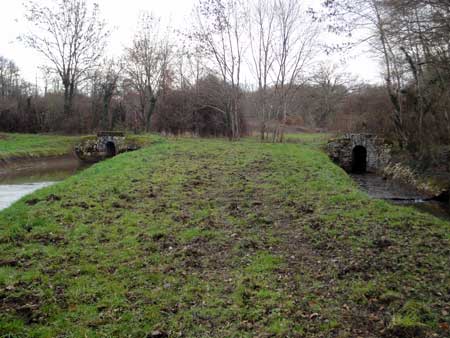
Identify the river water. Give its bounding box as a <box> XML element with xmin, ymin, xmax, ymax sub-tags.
<box><xmin>351</xmin><ymin>173</ymin><xmax>450</xmax><ymax>220</ymax></box>
<box><xmin>0</xmin><ymin>156</ymin><xmax>87</xmax><ymax>211</ymax></box>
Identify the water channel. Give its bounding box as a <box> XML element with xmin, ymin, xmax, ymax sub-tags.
<box><xmin>351</xmin><ymin>173</ymin><xmax>450</xmax><ymax>221</ymax></box>
<box><xmin>0</xmin><ymin>156</ymin><xmax>88</xmax><ymax>211</ymax></box>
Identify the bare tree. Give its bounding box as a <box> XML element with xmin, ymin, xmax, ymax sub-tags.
<box><xmin>310</xmin><ymin>63</ymin><xmax>353</xmax><ymax>128</ymax></box>
<box><xmin>91</xmin><ymin>58</ymin><xmax>123</xmax><ymax>130</ymax></box>
<box><xmin>0</xmin><ymin>56</ymin><xmax>20</xmax><ymax>98</ymax></box>
<box><xmin>249</xmin><ymin>0</ymin><xmax>276</xmax><ymax>140</ymax></box>
<box><xmin>21</xmin><ymin>0</ymin><xmax>109</xmax><ymax>116</ymax></box>
<box><xmin>322</xmin><ymin>1</ymin><xmax>404</xmax><ymax>139</ymax></box>
<box><xmin>194</xmin><ymin>0</ymin><xmax>247</xmax><ymax>140</ymax></box>
<box><xmin>125</xmin><ymin>12</ymin><xmax>171</xmax><ymax>132</ymax></box>
<box><xmin>270</xmin><ymin>0</ymin><xmax>320</xmax><ymax>142</ymax></box>
<box><xmin>323</xmin><ymin>0</ymin><xmax>450</xmax><ymax>153</ymax></box>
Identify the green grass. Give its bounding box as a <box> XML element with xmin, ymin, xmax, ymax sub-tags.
<box><xmin>0</xmin><ymin>136</ymin><xmax>449</xmax><ymax>337</ymax></box>
<box><xmin>0</xmin><ymin>133</ymin><xmax>162</xmax><ymax>162</ymax></box>
<box><xmin>0</xmin><ymin>133</ymin><xmax>81</xmax><ymax>161</ymax></box>
<box><xmin>284</xmin><ymin>132</ymin><xmax>334</xmax><ymax>145</ymax></box>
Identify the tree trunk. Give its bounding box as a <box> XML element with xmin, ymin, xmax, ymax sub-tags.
<box><xmin>103</xmin><ymin>96</ymin><xmax>110</xmax><ymax>130</ymax></box>
<box><xmin>63</xmin><ymin>84</ymin><xmax>71</xmax><ymax>116</ymax></box>
<box><xmin>146</xmin><ymin>96</ymin><xmax>157</xmax><ymax>132</ymax></box>
<box><xmin>260</xmin><ymin>122</ymin><xmax>266</xmax><ymax>141</ymax></box>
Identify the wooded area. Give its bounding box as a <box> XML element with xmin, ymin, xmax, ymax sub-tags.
<box><xmin>1</xmin><ymin>0</ymin><xmax>450</xmax><ymax>152</ymax></box>
<box><xmin>324</xmin><ymin>0</ymin><xmax>450</xmax><ymax>160</ymax></box>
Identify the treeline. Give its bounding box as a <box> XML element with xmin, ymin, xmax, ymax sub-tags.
<box><xmin>0</xmin><ymin>56</ymin><xmax>37</xmax><ymax>132</ymax></box>
<box><xmin>0</xmin><ymin>57</ymin><xmax>243</xmax><ymax>136</ymax></box>
<box><xmin>0</xmin><ymin>52</ymin><xmax>389</xmax><ymax>137</ymax></box>
<box><xmin>3</xmin><ymin>0</ymin><xmax>450</xmax><ymax>154</ymax></box>
<box><xmin>324</xmin><ymin>0</ymin><xmax>450</xmax><ymax>158</ymax></box>
<box><xmin>0</xmin><ymin>0</ymin><xmax>367</xmax><ymax>139</ymax></box>
<box><xmin>1</xmin><ymin>0</ymin><xmax>324</xmax><ymax>140</ymax></box>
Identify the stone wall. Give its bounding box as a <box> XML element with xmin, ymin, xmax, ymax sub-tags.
<box><xmin>75</xmin><ymin>132</ymin><xmax>137</xmax><ymax>163</ymax></box>
<box><xmin>327</xmin><ymin>133</ymin><xmax>391</xmax><ymax>173</ymax></box>
<box><xmin>96</xmin><ymin>135</ymin><xmax>126</xmax><ymax>154</ymax></box>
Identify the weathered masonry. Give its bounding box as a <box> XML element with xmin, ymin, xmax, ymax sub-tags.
<box><xmin>96</xmin><ymin>131</ymin><xmax>126</xmax><ymax>158</ymax></box>
<box><xmin>327</xmin><ymin>134</ymin><xmax>391</xmax><ymax>173</ymax></box>
<box><xmin>75</xmin><ymin>132</ymin><xmax>130</xmax><ymax>163</ymax></box>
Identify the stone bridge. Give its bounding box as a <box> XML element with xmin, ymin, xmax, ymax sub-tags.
<box><xmin>75</xmin><ymin>132</ymin><xmax>128</xmax><ymax>163</ymax></box>
<box><xmin>327</xmin><ymin>133</ymin><xmax>391</xmax><ymax>173</ymax></box>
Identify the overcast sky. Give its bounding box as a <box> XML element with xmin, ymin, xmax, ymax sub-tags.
<box><xmin>0</xmin><ymin>0</ymin><xmax>383</xmax><ymax>86</ymax></box>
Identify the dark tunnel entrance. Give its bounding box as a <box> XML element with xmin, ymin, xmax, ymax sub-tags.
<box><xmin>105</xmin><ymin>141</ymin><xmax>117</xmax><ymax>158</ymax></box>
<box><xmin>352</xmin><ymin>146</ymin><xmax>367</xmax><ymax>173</ymax></box>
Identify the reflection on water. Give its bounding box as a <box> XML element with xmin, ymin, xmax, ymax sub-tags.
<box><xmin>0</xmin><ymin>156</ymin><xmax>88</xmax><ymax>211</ymax></box>
<box><xmin>0</xmin><ymin>182</ymin><xmax>55</xmax><ymax>210</ymax></box>
<box><xmin>414</xmin><ymin>200</ymin><xmax>450</xmax><ymax>220</ymax></box>
<box><xmin>351</xmin><ymin>174</ymin><xmax>425</xmax><ymax>201</ymax></box>
<box><xmin>351</xmin><ymin>173</ymin><xmax>450</xmax><ymax>221</ymax></box>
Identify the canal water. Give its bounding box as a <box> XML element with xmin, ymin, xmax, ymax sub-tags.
<box><xmin>0</xmin><ymin>156</ymin><xmax>87</xmax><ymax>211</ymax></box>
<box><xmin>351</xmin><ymin>173</ymin><xmax>450</xmax><ymax>220</ymax></box>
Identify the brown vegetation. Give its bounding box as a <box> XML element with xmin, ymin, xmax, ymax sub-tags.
<box><xmin>2</xmin><ymin>0</ymin><xmax>450</xmax><ymax>160</ymax></box>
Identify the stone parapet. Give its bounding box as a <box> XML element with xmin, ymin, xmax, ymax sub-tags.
<box><xmin>327</xmin><ymin>134</ymin><xmax>391</xmax><ymax>173</ymax></box>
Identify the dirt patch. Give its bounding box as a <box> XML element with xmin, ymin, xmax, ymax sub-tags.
<box><xmin>0</xmin><ymin>285</ymin><xmax>44</xmax><ymax>324</ymax></box>
<box><xmin>0</xmin><ymin>258</ymin><xmax>19</xmax><ymax>267</ymax></box>
<box><xmin>25</xmin><ymin>198</ymin><xmax>40</xmax><ymax>206</ymax></box>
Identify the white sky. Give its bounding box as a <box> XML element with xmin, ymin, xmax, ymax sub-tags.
<box><xmin>0</xmin><ymin>0</ymin><xmax>383</xmax><ymax>86</ymax></box>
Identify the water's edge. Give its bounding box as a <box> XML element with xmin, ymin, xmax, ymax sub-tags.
<box><xmin>0</xmin><ymin>182</ymin><xmax>55</xmax><ymax>210</ymax></box>
<box><xmin>0</xmin><ymin>155</ymin><xmax>88</xmax><ymax>211</ymax></box>
<box><xmin>351</xmin><ymin>173</ymin><xmax>450</xmax><ymax>221</ymax></box>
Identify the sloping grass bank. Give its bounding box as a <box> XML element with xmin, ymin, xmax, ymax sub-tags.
<box><xmin>0</xmin><ymin>133</ymin><xmax>162</xmax><ymax>164</ymax></box>
<box><xmin>0</xmin><ymin>134</ymin><xmax>81</xmax><ymax>162</ymax></box>
<box><xmin>0</xmin><ymin>138</ymin><xmax>449</xmax><ymax>337</ymax></box>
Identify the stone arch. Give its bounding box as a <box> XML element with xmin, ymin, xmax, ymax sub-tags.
<box><xmin>327</xmin><ymin>134</ymin><xmax>391</xmax><ymax>174</ymax></box>
<box><xmin>352</xmin><ymin>145</ymin><xmax>367</xmax><ymax>173</ymax></box>
<box><xmin>105</xmin><ymin>141</ymin><xmax>117</xmax><ymax>158</ymax></box>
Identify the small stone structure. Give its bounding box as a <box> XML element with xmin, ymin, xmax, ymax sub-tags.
<box><xmin>327</xmin><ymin>133</ymin><xmax>391</xmax><ymax>173</ymax></box>
<box><xmin>96</xmin><ymin>131</ymin><xmax>126</xmax><ymax>157</ymax></box>
<box><xmin>75</xmin><ymin>132</ymin><xmax>133</xmax><ymax>163</ymax></box>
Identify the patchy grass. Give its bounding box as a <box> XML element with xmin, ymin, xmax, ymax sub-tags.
<box><xmin>0</xmin><ymin>137</ymin><xmax>449</xmax><ymax>337</ymax></box>
<box><xmin>284</xmin><ymin>132</ymin><xmax>334</xmax><ymax>147</ymax></box>
<box><xmin>0</xmin><ymin>133</ymin><xmax>81</xmax><ymax>161</ymax></box>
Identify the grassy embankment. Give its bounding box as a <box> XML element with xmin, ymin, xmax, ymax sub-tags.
<box><xmin>0</xmin><ymin>133</ymin><xmax>160</xmax><ymax>163</ymax></box>
<box><xmin>0</xmin><ymin>134</ymin><xmax>82</xmax><ymax>162</ymax></box>
<box><xmin>0</xmin><ymin>135</ymin><xmax>449</xmax><ymax>337</ymax></box>
<box><xmin>284</xmin><ymin>132</ymin><xmax>333</xmax><ymax>145</ymax></box>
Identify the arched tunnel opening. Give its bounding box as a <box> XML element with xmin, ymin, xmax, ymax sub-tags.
<box><xmin>105</xmin><ymin>141</ymin><xmax>117</xmax><ymax>158</ymax></box>
<box><xmin>352</xmin><ymin>146</ymin><xmax>367</xmax><ymax>173</ymax></box>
